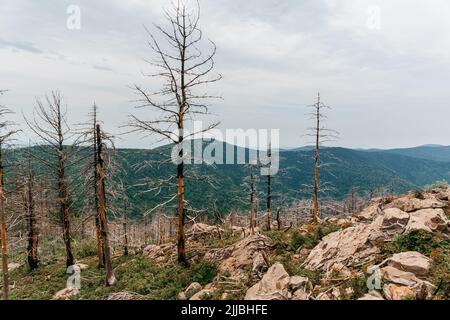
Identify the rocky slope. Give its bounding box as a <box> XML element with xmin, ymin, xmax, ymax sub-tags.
<box><xmin>173</xmin><ymin>187</ymin><xmax>449</xmax><ymax>300</ymax></box>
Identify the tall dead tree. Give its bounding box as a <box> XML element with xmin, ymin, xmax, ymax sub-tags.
<box><xmin>265</xmin><ymin>144</ymin><xmax>272</xmax><ymax>231</ymax></box>
<box><xmin>0</xmin><ymin>99</ymin><xmax>17</xmax><ymax>300</ymax></box>
<box><xmin>25</xmin><ymin>157</ymin><xmax>39</xmax><ymax>270</ymax></box>
<box><xmin>96</xmin><ymin>124</ymin><xmax>116</xmax><ymax>286</ymax></box>
<box><xmin>77</xmin><ymin>105</ymin><xmax>104</xmax><ymax>267</ymax></box>
<box><xmin>128</xmin><ymin>1</ymin><xmax>221</xmax><ymax>264</ymax></box>
<box><xmin>25</xmin><ymin>91</ymin><xmax>75</xmax><ymax>267</ymax></box>
<box><xmin>306</xmin><ymin>93</ymin><xmax>338</xmax><ymax>224</ymax></box>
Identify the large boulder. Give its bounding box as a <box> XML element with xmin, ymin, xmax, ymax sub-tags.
<box><xmin>388</xmin><ymin>251</ymin><xmax>431</xmax><ymax>278</ymax></box>
<box><xmin>405</xmin><ymin>208</ymin><xmax>449</xmax><ymax>233</ymax></box>
<box><xmin>244</xmin><ymin>263</ymin><xmax>290</xmax><ymax>300</ymax></box>
<box><xmin>304</xmin><ymin>224</ymin><xmax>382</xmax><ymax>271</ymax></box>
<box><xmin>217</xmin><ymin>234</ymin><xmax>274</xmax><ymax>281</ymax></box>
<box><xmin>380</xmin><ymin>266</ymin><xmax>422</xmax><ymax>287</ymax></box>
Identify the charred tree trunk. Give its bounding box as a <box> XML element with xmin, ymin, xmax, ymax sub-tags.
<box><xmin>0</xmin><ymin>144</ymin><xmax>8</xmax><ymax>300</ymax></box>
<box><xmin>96</xmin><ymin>124</ymin><xmax>116</xmax><ymax>286</ymax></box>
<box><xmin>26</xmin><ymin>159</ymin><xmax>39</xmax><ymax>271</ymax></box>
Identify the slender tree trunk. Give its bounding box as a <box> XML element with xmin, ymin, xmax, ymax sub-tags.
<box><xmin>92</xmin><ymin>109</ymin><xmax>105</xmax><ymax>268</ymax></box>
<box><xmin>58</xmin><ymin>143</ymin><xmax>74</xmax><ymax>267</ymax></box>
<box><xmin>26</xmin><ymin>159</ymin><xmax>39</xmax><ymax>271</ymax></box>
<box><xmin>313</xmin><ymin>93</ymin><xmax>320</xmax><ymax>224</ymax></box>
<box><xmin>249</xmin><ymin>173</ymin><xmax>255</xmax><ymax>235</ymax></box>
<box><xmin>96</xmin><ymin>124</ymin><xmax>116</xmax><ymax>286</ymax></box>
<box><xmin>0</xmin><ymin>145</ymin><xmax>9</xmax><ymax>300</ymax></box>
<box><xmin>123</xmin><ymin>202</ymin><xmax>128</xmax><ymax>256</ymax></box>
<box><xmin>177</xmin><ymin>20</ymin><xmax>187</xmax><ymax>265</ymax></box>
<box><xmin>266</xmin><ymin>171</ymin><xmax>271</xmax><ymax>231</ymax></box>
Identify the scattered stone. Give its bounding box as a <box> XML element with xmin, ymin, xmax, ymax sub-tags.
<box><xmin>7</xmin><ymin>263</ymin><xmax>22</xmax><ymax>272</ymax></box>
<box><xmin>184</xmin><ymin>282</ymin><xmax>202</xmax><ymax>299</ymax></box>
<box><xmin>53</xmin><ymin>287</ymin><xmax>79</xmax><ymax>300</ymax></box>
<box><xmin>291</xmin><ymin>289</ymin><xmax>309</xmax><ymax>300</ymax></box>
<box><xmin>190</xmin><ymin>289</ymin><xmax>214</xmax><ymax>300</ymax></box>
<box><xmin>244</xmin><ymin>263</ymin><xmax>290</xmax><ymax>300</ymax></box>
<box><xmin>107</xmin><ymin>292</ymin><xmax>142</xmax><ymax>300</ymax></box>
<box><xmin>288</xmin><ymin>276</ymin><xmax>311</xmax><ymax>292</ymax></box>
<box><xmin>383</xmin><ymin>284</ymin><xmax>415</xmax><ymax>300</ymax></box>
<box><xmin>358</xmin><ymin>290</ymin><xmax>384</xmax><ymax>300</ymax></box>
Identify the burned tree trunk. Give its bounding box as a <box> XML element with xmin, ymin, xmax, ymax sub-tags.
<box><xmin>96</xmin><ymin>124</ymin><xmax>116</xmax><ymax>286</ymax></box>
<box><xmin>0</xmin><ymin>144</ymin><xmax>8</xmax><ymax>300</ymax></box>
<box><xmin>26</xmin><ymin>159</ymin><xmax>39</xmax><ymax>271</ymax></box>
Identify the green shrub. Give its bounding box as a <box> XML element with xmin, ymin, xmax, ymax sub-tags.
<box><xmin>412</xmin><ymin>189</ymin><xmax>425</xmax><ymax>200</ymax></box>
<box><xmin>393</xmin><ymin>230</ymin><xmax>447</xmax><ymax>256</ymax></box>
<box><xmin>74</xmin><ymin>239</ymin><xmax>98</xmax><ymax>259</ymax></box>
<box><xmin>192</xmin><ymin>262</ymin><xmax>218</xmax><ymax>285</ymax></box>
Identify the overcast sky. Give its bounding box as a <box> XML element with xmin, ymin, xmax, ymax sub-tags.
<box><xmin>1</xmin><ymin>0</ymin><xmax>450</xmax><ymax>149</ymax></box>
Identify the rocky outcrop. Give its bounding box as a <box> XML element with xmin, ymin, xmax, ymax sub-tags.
<box><xmin>304</xmin><ymin>191</ymin><xmax>449</xmax><ymax>273</ymax></box>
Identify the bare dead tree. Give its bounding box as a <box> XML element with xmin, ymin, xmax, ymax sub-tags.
<box><xmin>0</xmin><ymin>99</ymin><xmax>18</xmax><ymax>300</ymax></box>
<box><xmin>96</xmin><ymin>124</ymin><xmax>116</xmax><ymax>286</ymax></box>
<box><xmin>305</xmin><ymin>93</ymin><xmax>339</xmax><ymax>223</ymax></box>
<box><xmin>265</xmin><ymin>144</ymin><xmax>272</xmax><ymax>231</ymax></box>
<box><xmin>24</xmin><ymin>91</ymin><xmax>75</xmax><ymax>267</ymax></box>
<box><xmin>128</xmin><ymin>0</ymin><xmax>221</xmax><ymax>265</ymax></box>
<box><xmin>25</xmin><ymin>156</ymin><xmax>39</xmax><ymax>270</ymax></box>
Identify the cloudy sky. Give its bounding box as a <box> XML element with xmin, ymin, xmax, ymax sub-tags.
<box><xmin>1</xmin><ymin>0</ymin><xmax>450</xmax><ymax>149</ymax></box>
